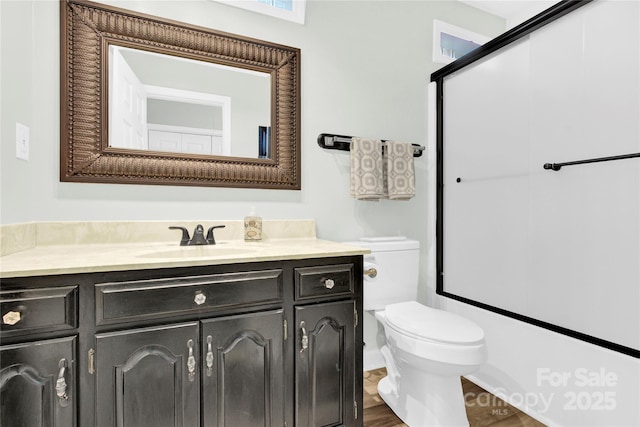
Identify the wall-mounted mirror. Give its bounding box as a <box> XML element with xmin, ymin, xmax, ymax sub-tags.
<box><xmin>61</xmin><ymin>0</ymin><xmax>300</xmax><ymax>189</ymax></box>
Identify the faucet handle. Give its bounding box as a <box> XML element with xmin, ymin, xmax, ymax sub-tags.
<box><xmin>206</xmin><ymin>225</ymin><xmax>226</xmax><ymax>245</ymax></box>
<box><xmin>170</xmin><ymin>224</ymin><xmax>225</xmax><ymax>245</ymax></box>
<box><xmin>169</xmin><ymin>226</ymin><xmax>191</xmax><ymax>246</ymax></box>
<box><xmin>189</xmin><ymin>224</ymin><xmax>208</xmax><ymax>245</ymax></box>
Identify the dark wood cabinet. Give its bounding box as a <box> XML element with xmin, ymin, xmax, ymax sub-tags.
<box><xmin>295</xmin><ymin>301</ymin><xmax>357</xmax><ymax>427</ymax></box>
<box><xmin>202</xmin><ymin>310</ymin><xmax>285</xmax><ymax>427</ymax></box>
<box><xmin>0</xmin><ymin>256</ymin><xmax>363</xmax><ymax>427</ymax></box>
<box><xmin>95</xmin><ymin>322</ymin><xmax>200</xmax><ymax>427</ymax></box>
<box><xmin>0</xmin><ymin>336</ymin><xmax>76</xmax><ymax>427</ymax></box>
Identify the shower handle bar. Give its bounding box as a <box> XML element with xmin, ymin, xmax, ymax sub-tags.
<box><xmin>543</xmin><ymin>152</ymin><xmax>640</xmax><ymax>171</ymax></box>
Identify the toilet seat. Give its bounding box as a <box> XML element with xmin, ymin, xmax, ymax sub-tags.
<box><xmin>384</xmin><ymin>301</ymin><xmax>484</xmax><ymax>345</ymax></box>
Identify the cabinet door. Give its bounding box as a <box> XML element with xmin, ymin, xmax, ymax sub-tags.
<box><xmin>296</xmin><ymin>301</ymin><xmax>356</xmax><ymax>427</ymax></box>
<box><xmin>201</xmin><ymin>310</ymin><xmax>284</xmax><ymax>427</ymax></box>
<box><xmin>95</xmin><ymin>322</ymin><xmax>199</xmax><ymax>427</ymax></box>
<box><xmin>0</xmin><ymin>336</ymin><xmax>76</xmax><ymax>427</ymax></box>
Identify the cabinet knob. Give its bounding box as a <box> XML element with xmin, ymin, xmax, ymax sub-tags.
<box><xmin>324</xmin><ymin>278</ymin><xmax>335</xmax><ymax>289</ymax></box>
<box><xmin>2</xmin><ymin>310</ymin><xmax>21</xmax><ymax>325</ymax></box>
<box><xmin>194</xmin><ymin>292</ymin><xmax>206</xmax><ymax>305</ymax></box>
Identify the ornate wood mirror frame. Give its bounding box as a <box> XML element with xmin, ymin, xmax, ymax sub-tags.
<box><xmin>60</xmin><ymin>0</ymin><xmax>300</xmax><ymax>189</ymax></box>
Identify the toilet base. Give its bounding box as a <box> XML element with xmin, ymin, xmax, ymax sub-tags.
<box><xmin>377</xmin><ymin>370</ymin><xmax>470</xmax><ymax>427</ymax></box>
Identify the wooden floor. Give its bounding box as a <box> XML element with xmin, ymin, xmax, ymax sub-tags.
<box><xmin>363</xmin><ymin>368</ymin><xmax>546</xmax><ymax>427</ymax></box>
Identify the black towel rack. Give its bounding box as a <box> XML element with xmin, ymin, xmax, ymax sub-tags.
<box><xmin>317</xmin><ymin>133</ymin><xmax>425</xmax><ymax>157</ymax></box>
<box><xmin>543</xmin><ymin>152</ymin><xmax>640</xmax><ymax>171</ymax></box>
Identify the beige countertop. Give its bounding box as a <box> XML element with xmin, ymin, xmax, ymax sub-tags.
<box><xmin>0</xmin><ymin>220</ymin><xmax>369</xmax><ymax>278</ymax></box>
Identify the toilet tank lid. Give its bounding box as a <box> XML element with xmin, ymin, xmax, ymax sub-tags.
<box><xmin>343</xmin><ymin>236</ymin><xmax>419</xmax><ymax>252</ymax></box>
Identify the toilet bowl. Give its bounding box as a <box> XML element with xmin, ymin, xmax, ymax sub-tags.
<box><xmin>344</xmin><ymin>237</ymin><xmax>487</xmax><ymax>427</ymax></box>
<box><xmin>375</xmin><ymin>301</ymin><xmax>486</xmax><ymax>427</ymax></box>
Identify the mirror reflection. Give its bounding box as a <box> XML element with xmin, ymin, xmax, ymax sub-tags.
<box><xmin>108</xmin><ymin>45</ymin><xmax>271</xmax><ymax>158</ymax></box>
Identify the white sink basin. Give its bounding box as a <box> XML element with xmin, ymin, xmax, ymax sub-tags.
<box><xmin>137</xmin><ymin>245</ymin><xmax>256</xmax><ymax>259</ymax></box>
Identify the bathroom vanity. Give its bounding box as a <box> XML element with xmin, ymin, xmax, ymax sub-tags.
<box><xmin>0</xmin><ymin>221</ymin><xmax>367</xmax><ymax>427</ymax></box>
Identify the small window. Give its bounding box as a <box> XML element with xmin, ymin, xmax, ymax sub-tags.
<box><xmin>258</xmin><ymin>0</ymin><xmax>293</xmax><ymax>12</ymax></box>
<box><xmin>212</xmin><ymin>0</ymin><xmax>306</xmax><ymax>24</ymax></box>
<box><xmin>433</xmin><ymin>20</ymin><xmax>489</xmax><ymax>64</ymax></box>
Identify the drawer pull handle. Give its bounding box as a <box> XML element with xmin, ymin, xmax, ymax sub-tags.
<box><xmin>206</xmin><ymin>335</ymin><xmax>214</xmax><ymax>377</ymax></box>
<box><xmin>324</xmin><ymin>278</ymin><xmax>335</xmax><ymax>289</ymax></box>
<box><xmin>56</xmin><ymin>358</ymin><xmax>69</xmax><ymax>407</ymax></box>
<box><xmin>364</xmin><ymin>268</ymin><xmax>378</xmax><ymax>278</ymax></box>
<box><xmin>2</xmin><ymin>310</ymin><xmax>21</xmax><ymax>325</ymax></box>
<box><xmin>194</xmin><ymin>292</ymin><xmax>207</xmax><ymax>305</ymax></box>
<box><xmin>187</xmin><ymin>339</ymin><xmax>196</xmax><ymax>382</ymax></box>
<box><xmin>300</xmin><ymin>321</ymin><xmax>308</xmax><ymax>353</ymax></box>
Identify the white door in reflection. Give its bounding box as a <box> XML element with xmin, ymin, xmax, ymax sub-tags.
<box><xmin>108</xmin><ymin>44</ymin><xmax>270</xmax><ymax>158</ymax></box>
<box><xmin>145</xmin><ymin>90</ymin><xmax>229</xmax><ymax>156</ymax></box>
<box><xmin>110</xmin><ymin>47</ymin><xmax>148</xmax><ymax>150</ymax></box>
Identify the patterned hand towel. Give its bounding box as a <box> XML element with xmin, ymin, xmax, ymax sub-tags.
<box><xmin>383</xmin><ymin>141</ymin><xmax>415</xmax><ymax>200</ymax></box>
<box><xmin>350</xmin><ymin>137</ymin><xmax>384</xmax><ymax>200</ymax></box>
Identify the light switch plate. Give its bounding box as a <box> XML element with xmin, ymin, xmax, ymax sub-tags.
<box><xmin>16</xmin><ymin>123</ymin><xmax>30</xmax><ymax>161</ymax></box>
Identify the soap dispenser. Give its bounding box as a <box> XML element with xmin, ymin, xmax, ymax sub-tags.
<box><xmin>244</xmin><ymin>207</ymin><xmax>262</xmax><ymax>241</ymax></box>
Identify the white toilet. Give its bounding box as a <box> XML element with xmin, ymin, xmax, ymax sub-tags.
<box><xmin>346</xmin><ymin>237</ymin><xmax>487</xmax><ymax>427</ymax></box>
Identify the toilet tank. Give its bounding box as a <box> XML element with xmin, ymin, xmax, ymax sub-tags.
<box><xmin>343</xmin><ymin>237</ymin><xmax>420</xmax><ymax>311</ymax></box>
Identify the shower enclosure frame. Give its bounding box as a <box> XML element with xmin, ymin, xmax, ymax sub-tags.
<box><xmin>431</xmin><ymin>0</ymin><xmax>639</xmax><ymax>358</ymax></box>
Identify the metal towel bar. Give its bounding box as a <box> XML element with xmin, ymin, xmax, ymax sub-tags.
<box><xmin>317</xmin><ymin>133</ymin><xmax>425</xmax><ymax>157</ymax></box>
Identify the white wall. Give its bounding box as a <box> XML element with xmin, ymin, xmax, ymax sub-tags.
<box><xmin>459</xmin><ymin>0</ymin><xmax>557</xmax><ymax>30</ymax></box>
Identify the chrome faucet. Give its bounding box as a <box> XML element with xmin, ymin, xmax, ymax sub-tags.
<box><xmin>169</xmin><ymin>224</ymin><xmax>226</xmax><ymax>246</ymax></box>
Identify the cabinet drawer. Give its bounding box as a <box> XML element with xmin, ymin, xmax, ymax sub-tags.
<box><xmin>96</xmin><ymin>270</ymin><xmax>283</xmax><ymax>325</ymax></box>
<box><xmin>295</xmin><ymin>264</ymin><xmax>354</xmax><ymax>300</ymax></box>
<box><xmin>0</xmin><ymin>286</ymin><xmax>78</xmax><ymax>334</ymax></box>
